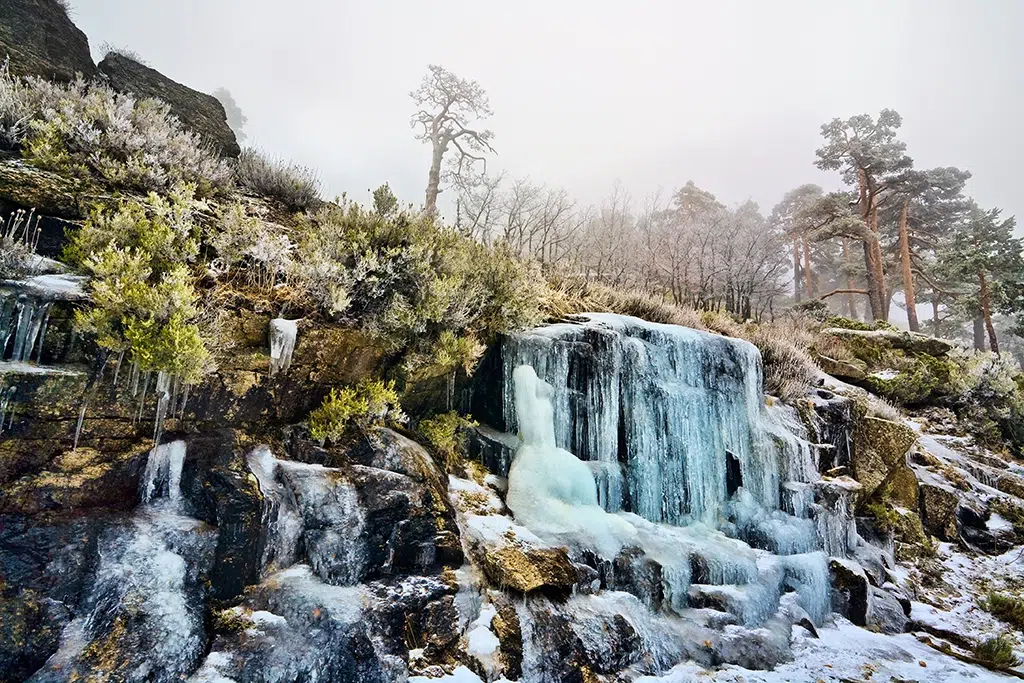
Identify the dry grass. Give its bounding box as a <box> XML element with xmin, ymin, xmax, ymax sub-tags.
<box><xmin>233</xmin><ymin>148</ymin><xmax>321</xmax><ymax>211</ymax></box>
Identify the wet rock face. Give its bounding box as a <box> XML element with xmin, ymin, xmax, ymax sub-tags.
<box><xmin>0</xmin><ymin>0</ymin><xmax>98</xmax><ymax>83</ymax></box>
<box><xmin>98</xmin><ymin>53</ymin><xmax>240</xmax><ymax>157</ymax></box>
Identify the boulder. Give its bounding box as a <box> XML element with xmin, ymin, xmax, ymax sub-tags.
<box><xmin>483</xmin><ymin>543</ymin><xmax>578</xmax><ymax>594</ymax></box>
<box><xmin>829</xmin><ymin>558</ymin><xmax>870</xmax><ymax>626</ymax></box>
<box><xmin>821</xmin><ymin>328</ymin><xmax>955</xmax><ymax>357</ymax></box>
<box><xmin>816</xmin><ymin>354</ymin><xmax>868</xmax><ymax>381</ymax></box>
<box><xmin>917</xmin><ymin>476</ymin><xmax>960</xmax><ymax>541</ymax></box>
<box><xmin>0</xmin><ymin>0</ymin><xmax>98</xmax><ymax>82</ymax></box>
<box><xmin>867</xmin><ymin>586</ymin><xmax>909</xmax><ymax>634</ymax></box>
<box><xmin>851</xmin><ymin>416</ymin><xmax>917</xmax><ymax>502</ymax></box>
<box><xmin>98</xmin><ymin>52</ymin><xmax>240</xmax><ymax>157</ymax></box>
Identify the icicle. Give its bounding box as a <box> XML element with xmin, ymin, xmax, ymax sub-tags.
<box><xmin>64</xmin><ymin>329</ymin><xmax>78</xmax><ymax>362</ymax></box>
<box><xmin>136</xmin><ymin>372</ymin><xmax>150</xmax><ymax>426</ymax></box>
<box><xmin>130</xmin><ymin>362</ymin><xmax>140</xmax><ymax>396</ymax></box>
<box><xmin>33</xmin><ymin>304</ymin><xmax>51</xmax><ymax>363</ymax></box>
<box><xmin>141</xmin><ymin>440</ymin><xmax>187</xmax><ymax>503</ymax></box>
<box><xmin>73</xmin><ymin>403</ymin><xmax>87</xmax><ymax>450</ymax></box>
<box><xmin>268</xmin><ymin>318</ymin><xmax>298</xmax><ymax>376</ymax></box>
<box><xmin>153</xmin><ymin>372</ymin><xmax>172</xmax><ymax>445</ymax></box>
<box><xmin>112</xmin><ymin>350</ymin><xmax>125</xmax><ymax>387</ymax></box>
<box><xmin>178</xmin><ymin>385</ymin><xmax>190</xmax><ymax>419</ymax></box>
<box><xmin>0</xmin><ymin>385</ymin><xmax>15</xmax><ymax>435</ymax></box>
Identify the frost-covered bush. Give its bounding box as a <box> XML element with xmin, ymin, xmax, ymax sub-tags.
<box><xmin>290</xmin><ymin>194</ymin><xmax>544</xmax><ymax>359</ymax></box>
<box><xmin>308</xmin><ymin>379</ymin><xmax>405</xmax><ymax>443</ymax></box>
<box><xmin>0</xmin><ymin>66</ymin><xmax>229</xmax><ymax>195</ymax></box>
<box><xmin>208</xmin><ymin>203</ymin><xmax>294</xmax><ymax>291</ymax></box>
<box><xmin>0</xmin><ymin>60</ymin><xmax>32</xmax><ymax>150</ymax></box>
<box><xmin>0</xmin><ymin>209</ymin><xmax>41</xmax><ymax>279</ymax></box>
<box><xmin>233</xmin><ymin>148</ymin><xmax>321</xmax><ymax>210</ymax></box>
<box><xmin>947</xmin><ymin>349</ymin><xmax>1024</xmax><ymax>450</ymax></box>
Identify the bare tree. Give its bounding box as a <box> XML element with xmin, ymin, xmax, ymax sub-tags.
<box><xmin>410</xmin><ymin>65</ymin><xmax>496</xmax><ymax>215</ymax></box>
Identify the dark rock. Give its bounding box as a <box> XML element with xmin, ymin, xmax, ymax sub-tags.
<box><xmin>0</xmin><ymin>590</ymin><xmax>69</xmax><ymax>683</ymax></box>
<box><xmin>0</xmin><ymin>0</ymin><xmax>98</xmax><ymax>83</ymax></box>
<box><xmin>867</xmin><ymin>586</ymin><xmax>908</xmax><ymax>634</ymax></box>
<box><xmin>829</xmin><ymin>558</ymin><xmax>869</xmax><ymax>626</ymax></box>
<box><xmin>180</xmin><ymin>430</ymin><xmax>265</xmax><ymax>600</ymax></box>
<box><xmin>0</xmin><ymin>155</ymin><xmax>95</xmax><ymax>220</ymax></box>
<box><xmin>98</xmin><ymin>53</ymin><xmax>240</xmax><ymax>157</ymax></box>
<box><xmin>465</xmin><ymin>424</ymin><xmax>519</xmax><ymax>477</ymax></box>
<box><xmin>492</xmin><ymin>597</ymin><xmax>523</xmax><ymax>680</ymax></box>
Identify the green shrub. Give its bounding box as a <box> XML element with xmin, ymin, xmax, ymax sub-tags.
<box><xmin>74</xmin><ymin>251</ymin><xmax>209</xmax><ymax>383</ymax></box>
<box><xmin>0</xmin><ymin>67</ymin><xmax>229</xmax><ymax>195</ymax></box>
<box><xmin>233</xmin><ymin>148</ymin><xmax>321</xmax><ymax>210</ymax></box>
<box><xmin>65</xmin><ymin>186</ymin><xmax>202</xmax><ymax>273</ymax></box>
<box><xmin>973</xmin><ymin>635</ymin><xmax>1021</xmax><ymax>669</ymax></box>
<box><xmin>308</xmin><ymin>378</ymin><xmax>406</xmax><ymax>443</ymax></box>
<box><xmin>69</xmin><ymin>190</ymin><xmax>211</xmax><ymax>383</ymax></box>
<box><xmin>419</xmin><ymin>411</ymin><xmax>477</xmax><ymax>469</ymax></box>
<box><xmin>983</xmin><ymin>592</ymin><xmax>1024</xmax><ymax>630</ymax></box>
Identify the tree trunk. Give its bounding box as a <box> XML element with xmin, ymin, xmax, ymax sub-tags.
<box><xmin>897</xmin><ymin>197</ymin><xmax>919</xmax><ymax>332</ymax></box>
<box><xmin>424</xmin><ymin>141</ymin><xmax>444</xmax><ymax>215</ymax></box>
<box><xmin>979</xmin><ymin>270</ymin><xmax>999</xmax><ymax>354</ymax></box>
<box><xmin>870</xmin><ymin>207</ymin><xmax>888</xmax><ymax>320</ymax></box>
<box><xmin>857</xmin><ymin>169</ymin><xmax>885</xmax><ymax>321</ymax></box>
<box><xmin>802</xmin><ymin>236</ymin><xmax>816</xmax><ymax>297</ymax></box>
<box><xmin>842</xmin><ymin>238</ymin><xmax>858</xmax><ymax>319</ymax></box>
<box><xmin>792</xmin><ymin>237</ymin><xmax>802</xmax><ymax>302</ymax></box>
<box><xmin>973</xmin><ymin>317</ymin><xmax>986</xmax><ymax>351</ymax></box>
<box><xmin>861</xmin><ymin>239</ymin><xmax>885</xmax><ymax>321</ymax></box>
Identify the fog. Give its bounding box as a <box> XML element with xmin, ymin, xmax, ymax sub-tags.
<box><xmin>70</xmin><ymin>0</ymin><xmax>1023</xmax><ymax>224</ymax></box>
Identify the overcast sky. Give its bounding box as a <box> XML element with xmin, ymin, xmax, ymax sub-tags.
<box><xmin>70</xmin><ymin>0</ymin><xmax>1023</xmax><ymax>226</ymax></box>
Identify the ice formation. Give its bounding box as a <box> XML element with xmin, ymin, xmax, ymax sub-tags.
<box><xmin>505</xmin><ymin>365</ymin><xmax>636</xmax><ymax>556</ymax></box>
<box><xmin>32</xmin><ymin>441</ymin><xmax>217</xmax><ymax>681</ymax></box>
<box><xmin>502</xmin><ymin>314</ymin><xmax>840</xmax><ymax>638</ymax></box>
<box><xmin>269</xmin><ymin>318</ymin><xmax>298</xmax><ymax>376</ymax></box>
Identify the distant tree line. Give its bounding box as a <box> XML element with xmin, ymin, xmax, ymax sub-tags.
<box><xmin>409</xmin><ymin>68</ymin><xmax>1024</xmax><ymax>354</ymax></box>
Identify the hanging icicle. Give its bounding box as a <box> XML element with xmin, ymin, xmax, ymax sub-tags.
<box><xmin>73</xmin><ymin>403</ymin><xmax>87</xmax><ymax>450</ymax></box>
<box><xmin>268</xmin><ymin>318</ymin><xmax>298</xmax><ymax>376</ymax></box>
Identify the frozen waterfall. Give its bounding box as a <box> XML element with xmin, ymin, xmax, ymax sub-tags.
<box><xmin>501</xmin><ymin>313</ymin><xmax>837</xmax><ymax>631</ymax></box>
<box><xmin>499</xmin><ymin>314</ymin><xmax>817</xmax><ymax>526</ymax></box>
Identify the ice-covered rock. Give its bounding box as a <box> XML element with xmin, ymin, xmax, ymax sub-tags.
<box><xmin>268</xmin><ymin>318</ymin><xmax>297</xmax><ymax>376</ymax></box>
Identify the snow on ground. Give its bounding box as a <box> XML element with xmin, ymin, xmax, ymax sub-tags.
<box><xmin>637</xmin><ymin>618</ymin><xmax>1017</xmax><ymax>682</ymax></box>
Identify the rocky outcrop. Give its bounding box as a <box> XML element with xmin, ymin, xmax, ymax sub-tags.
<box><xmin>482</xmin><ymin>543</ymin><xmax>578</xmax><ymax>593</ymax></box>
<box><xmin>821</xmin><ymin>328</ymin><xmax>955</xmax><ymax>357</ymax></box>
<box><xmin>0</xmin><ymin>0</ymin><xmax>98</xmax><ymax>82</ymax></box>
<box><xmin>98</xmin><ymin>53</ymin><xmax>240</xmax><ymax>157</ymax></box>
<box><xmin>851</xmin><ymin>416</ymin><xmax>917</xmax><ymax>504</ymax></box>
